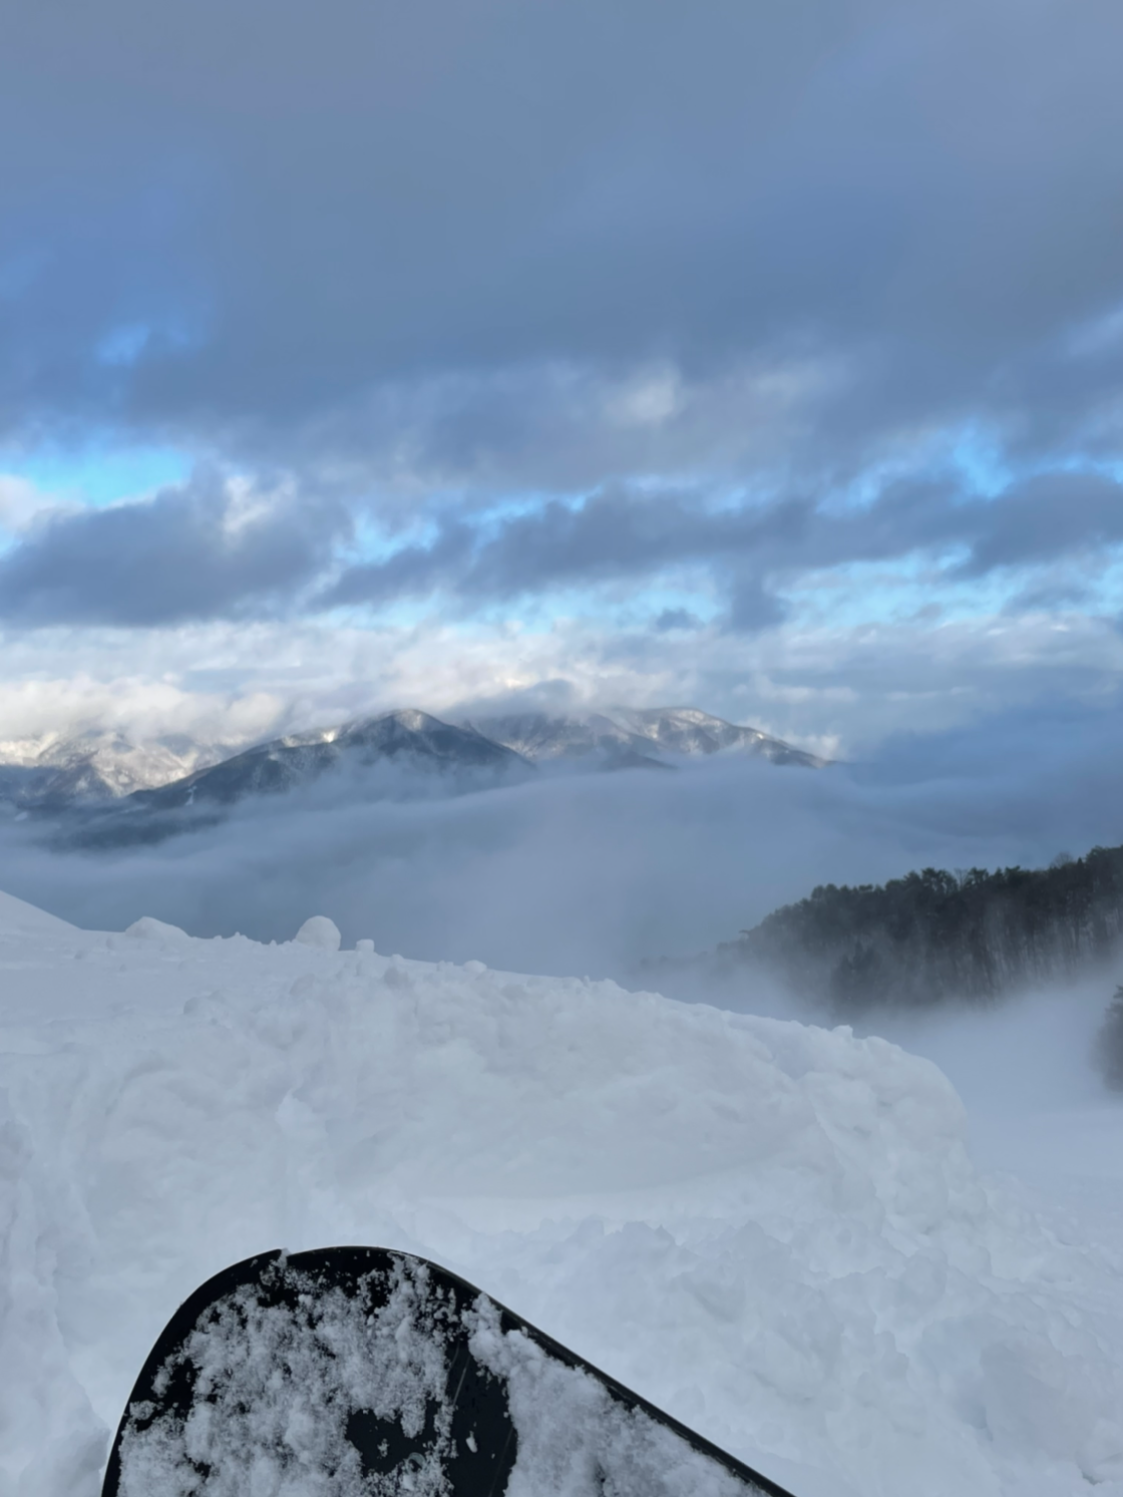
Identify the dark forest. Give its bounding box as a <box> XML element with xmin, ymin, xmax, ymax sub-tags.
<box><xmin>725</xmin><ymin>845</ymin><xmax>1123</xmax><ymax>1013</ymax></box>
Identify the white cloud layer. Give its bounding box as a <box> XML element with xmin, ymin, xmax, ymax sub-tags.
<box><xmin>0</xmin><ymin>605</ymin><xmax>1120</xmax><ymax>760</ymax></box>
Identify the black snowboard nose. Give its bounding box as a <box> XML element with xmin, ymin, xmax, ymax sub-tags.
<box><xmin>101</xmin><ymin>1246</ymin><xmax>795</xmax><ymax>1497</ymax></box>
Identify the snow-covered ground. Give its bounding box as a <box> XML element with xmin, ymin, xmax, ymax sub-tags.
<box><xmin>2</xmin><ymin>889</ymin><xmax>1122</xmax><ymax>1497</ymax></box>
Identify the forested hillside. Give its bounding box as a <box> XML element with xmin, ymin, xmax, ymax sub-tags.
<box><xmin>726</xmin><ymin>845</ymin><xmax>1123</xmax><ymax>1011</ymax></box>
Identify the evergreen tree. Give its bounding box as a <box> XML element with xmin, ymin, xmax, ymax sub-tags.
<box><xmin>1094</xmin><ymin>986</ymin><xmax>1123</xmax><ymax>1091</ymax></box>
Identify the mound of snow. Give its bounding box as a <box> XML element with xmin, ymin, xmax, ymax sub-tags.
<box><xmin>0</xmin><ymin>898</ymin><xmax>1121</xmax><ymax>1497</ymax></box>
<box><xmin>124</xmin><ymin>914</ymin><xmax>191</xmax><ymax>945</ymax></box>
<box><xmin>293</xmin><ymin>914</ymin><xmax>343</xmax><ymax>950</ymax></box>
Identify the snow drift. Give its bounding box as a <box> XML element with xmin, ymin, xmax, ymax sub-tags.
<box><xmin>0</xmin><ymin>889</ymin><xmax>1121</xmax><ymax>1497</ymax></box>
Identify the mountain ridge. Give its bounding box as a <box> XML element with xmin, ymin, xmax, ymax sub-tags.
<box><xmin>1</xmin><ymin>707</ymin><xmax>826</xmax><ymax>841</ymax></box>
<box><xmin>464</xmin><ymin>706</ymin><xmax>826</xmax><ymax>769</ymax></box>
<box><xmin>127</xmin><ymin>708</ymin><xmax>528</xmax><ymax>813</ymax></box>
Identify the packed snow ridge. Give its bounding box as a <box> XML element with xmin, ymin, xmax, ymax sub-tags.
<box><xmin>2</xmin><ymin>889</ymin><xmax>1121</xmax><ymax>1497</ymax></box>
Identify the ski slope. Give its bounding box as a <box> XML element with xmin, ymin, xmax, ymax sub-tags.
<box><xmin>1</xmin><ymin>889</ymin><xmax>1122</xmax><ymax>1497</ymax></box>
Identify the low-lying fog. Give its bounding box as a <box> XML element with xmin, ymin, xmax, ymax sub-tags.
<box><xmin>5</xmin><ymin>699</ymin><xmax>1122</xmax><ymax>973</ymax></box>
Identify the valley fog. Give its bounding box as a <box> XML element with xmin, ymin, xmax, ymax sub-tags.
<box><xmin>4</xmin><ymin>698</ymin><xmax>1122</xmax><ymax>981</ymax></box>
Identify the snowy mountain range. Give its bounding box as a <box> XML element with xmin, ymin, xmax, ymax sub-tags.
<box><xmin>0</xmin><ymin>707</ymin><xmax>826</xmax><ymax>840</ymax></box>
<box><xmin>0</xmin><ymin>729</ymin><xmax>226</xmax><ymax>811</ymax></box>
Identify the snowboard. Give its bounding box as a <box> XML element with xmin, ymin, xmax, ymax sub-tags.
<box><xmin>102</xmin><ymin>1245</ymin><xmax>796</xmax><ymax>1497</ymax></box>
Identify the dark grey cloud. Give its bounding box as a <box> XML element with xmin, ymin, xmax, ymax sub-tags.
<box><xmin>0</xmin><ymin>454</ymin><xmax>1117</xmax><ymax>628</ymax></box>
<box><xmin>2</xmin><ymin>0</ymin><xmax>1123</xmax><ymax>469</ymax></box>
<box><xmin>654</xmin><ymin>609</ymin><xmax>703</xmax><ymax>634</ymax></box>
<box><xmin>0</xmin><ymin>473</ymin><xmax>348</xmax><ymax>626</ymax></box>
<box><xmin>2</xmin><ymin>0</ymin><xmax>1123</xmax><ymax>636</ymax></box>
<box><xmin>317</xmin><ymin>468</ymin><xmax>1123</xmax><ymax>630</ymax></box>
<box><xmin>952</xmin><ymin>471</ymin><xmax>1123</xmax><ymax>577</ymax></box>
<box><xmin>319</xmin><ymin>485</ymin><xmax>812</xmax><ymax>624</ymax></box>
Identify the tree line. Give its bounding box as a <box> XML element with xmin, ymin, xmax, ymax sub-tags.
<box><xmin>724</xmin><ymin>845</ymin><xmax>1123</xmax><ymax>1014</ymax></box>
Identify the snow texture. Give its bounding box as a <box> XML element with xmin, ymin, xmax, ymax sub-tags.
<box><xmin>119</xmin><ymin>1260</ymin><xmax>452</xmax><ymax>1497</ymax></box>
<box><xmin>1</xmin><ymin>892</ymin><xmax>1122</xmax><ymax>1496</ymax></box>
<box><xmin>467</xmin><ymin>1298</ymin><xmax>757</xmax><ymax>1497</ymax></box>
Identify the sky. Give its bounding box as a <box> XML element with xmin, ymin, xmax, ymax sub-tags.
<box><xmin>3</xmin><ymin>0</ymin><xmax>1123</xmax><ymax>759</ymax></box>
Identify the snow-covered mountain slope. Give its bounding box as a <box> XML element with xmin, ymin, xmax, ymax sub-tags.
<box><xmin>461</xmin><ymin>708</ymin><xmax>666</xmax><ymax>765</ymax></box>
<box><xmin>123</xmin><ymin>708</ymin><xmax>529</xmax><ymax>813</ymax></box>
<box><xmin>54</xmin><ymin>710</ymin><xmax>533</xmax><ymax>846</ymax></box>
<box><xmin>463</xmin><ymin>707</ymin><xmax>826</xmax><ymax>769</ymax></box>
<box><xmin>2</xmin><ymin>894</ymin><xmax>1121</xmax><ymax>1497</ymax></box>
<box><xmin>0</xmin><ymin>729</ymin><xmax>223</xmax><ymax>811</ymax></box>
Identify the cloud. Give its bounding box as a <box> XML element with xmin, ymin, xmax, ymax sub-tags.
<box><xmin>0</xmin><ymin>673</ymin><xmax>287</xmax><ymax>752</ymax></box>
<box><xmin>315</xmin><ymin>467</ymin><xmax>1123</xmax><ymax>633</ymax></box>
<box><xmin>9</xmin><ymin>383</ymin><xmax>1080</xmax><ymax>647</ymax></box>
<box><xmin>0</xmin><ymin>475</ymin><xmax>71</xmax><ymax>535</ymax></box>
<box><xmin>1</xmin><ymin>0</ymin><xmax>1122</xmax><ymax>471</ymax></box>
<box><xmin>2</xmin><ymin>0</ymin><xmax>1123</xmax><ymax>753</ymax></box>
<box><xmin>0</xmin><ymin>597</ymin><xmax>1120</xmax><ymax>767</ymax></box>
<box><xmin>952</xmin><ymin>470</ymin><xmax>1123</xmax><ymax>576</ymax></box>
<box><xmin>0</xmin><ymin>470</ymin><xmax>349</xmax><ymax>625</ymax></box>
<box><xmin>653</xmin><ymin>608</ymin><xmax>702</xmax><ymax>633</ymax></box>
